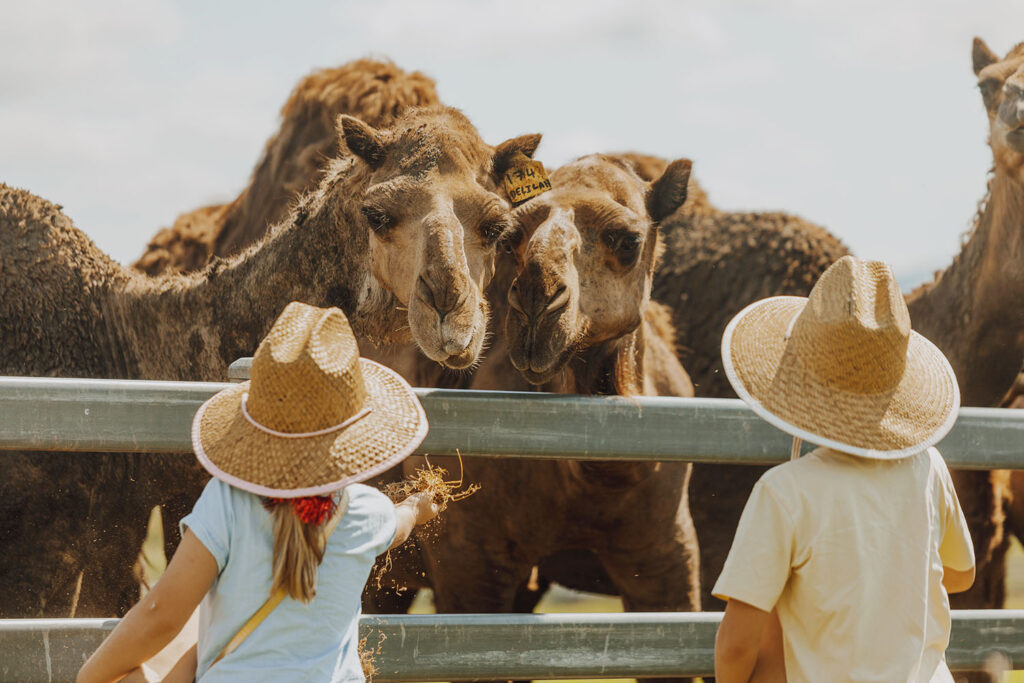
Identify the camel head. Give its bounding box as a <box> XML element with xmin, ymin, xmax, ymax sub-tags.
<box><xmin>338</xmin><ymin>107</ymin><xmax>541</xmax><ymax>369</ymax></box>
<box><xmin>973</xmin><ymin>38</ymin><xmax>1024</xmax><ymax>180</ymax></box>
<box><xmin>504</xmin><ymin>154</ymin><xmax>691</xmax><ymax>385</ymax></box>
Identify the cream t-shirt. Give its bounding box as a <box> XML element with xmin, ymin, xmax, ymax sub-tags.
<box><xmin>713</xmin><ymin>446</ymin><xmax>974</xmax><ymax>683</ymax></box>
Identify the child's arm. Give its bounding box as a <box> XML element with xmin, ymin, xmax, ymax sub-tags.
<box><xmin>715</xmin><ymin>598</ymin><xmax>773</xmax><ymax>683</ymax></box>
<box><xmin>161</xmin><ymin>643</ymin><xmax>198</xmax><ymax>683</ymax></box>
<box><xmin>77</xmin><ymin>531</ymin><xmax>217</xmax><ymax>683</ymax></box>
<box><xmin>750</xmin><ymin>609</ymin><xmax>786</xmax><ymax>682</ymax></box>
<box><xmin>389</xmin><ymin>492</ymin><xmax>440</xmax><ymax>550</ymax></box>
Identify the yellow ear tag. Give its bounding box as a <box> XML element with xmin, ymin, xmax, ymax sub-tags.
<box><xmin>503</xmin><ymin>152</ymin><xmax>552</xmax><ymax>206</ymax></box>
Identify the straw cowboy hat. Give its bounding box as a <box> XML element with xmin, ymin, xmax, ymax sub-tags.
<box><xmin>192</xmin><ymin>302</ymin><xmax>428</xmax><ymax>497</ymax></box>
<box><xmin>721</xmin><ymin>256</ymin><xmax>960</xmax><ymax>459</ymax></box>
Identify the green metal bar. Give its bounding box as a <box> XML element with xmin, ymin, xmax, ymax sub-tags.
<box><xmin>0</xmin><ymin>611</ymin><xmax>1020</xmax><ymax>681</ymax></box>
<box><xmin>1</xmin><ymin>375</ymin><xmax>1023</xmax><ymax>468</ymax></box>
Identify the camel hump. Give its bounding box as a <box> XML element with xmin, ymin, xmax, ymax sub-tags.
<box><xmin>0</xmin><ymin>183</ymin><xmax>64</xmax><ymax>226</ymax></box>
<box><xmin>280</xmin><ymin>58</ymin><xmax>440</xmax><ymax>128</ymax></box>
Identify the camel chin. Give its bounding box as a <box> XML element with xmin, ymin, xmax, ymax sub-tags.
<box><xmin>412</xmin><ymin>315</ymin><xmax>486</xmax><ymax>370</ymax></box>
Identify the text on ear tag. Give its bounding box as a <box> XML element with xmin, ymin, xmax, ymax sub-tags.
<box><xmin>504</xmin><ymin>154</ymin><xmax>552</xmax><ymax>206</ymax></box>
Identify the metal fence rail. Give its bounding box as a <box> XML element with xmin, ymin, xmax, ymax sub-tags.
<box><xmin>2</xmin><ymin>375</ymin><xmax>1024</xmax><ymax>468</ymax></box>
<box><xmin>2</xmin><ymin>611</ymin><xmax>1021</xmax><ymax>682</ymax></box>
<box><xmin>2</xmin><ymin>371</ymin><xmax>1024</xmax><ymax>680</ymax></box>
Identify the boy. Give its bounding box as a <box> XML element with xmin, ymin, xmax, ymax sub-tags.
<box><xmin>712</xmin><ymin>256</ymin><xmax>975</xmax><ymax>682</ymax></box>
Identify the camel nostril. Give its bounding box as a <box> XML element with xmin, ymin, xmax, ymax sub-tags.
<box><xmin>418</xmin><ymin>275</ymin><xmax>460</xmax><ymax>320</ymax></box>
<box><xmin>509</xmin><ymin>282</ymin><xmax>525</xmax><ymax>314</ymax></box>
<box><xmin>417</xmin><ymin>276</ymin><xmax>436</xmax><ymax>310</ymax></box>
<box><xmin>546</xmin><ymin>285</ymin><xmax>569</xmax><ymax>313</ymax></box>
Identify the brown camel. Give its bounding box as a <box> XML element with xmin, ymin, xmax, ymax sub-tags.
<box><xmin>661</xmin><ymin>37</ymin><xmax>1024</xmax><ymax>621</ymax></box>
<box><xmin>906</xmin><ymin>38</ymin><xmax>1024</xmax><ymax>623</ymax></box>
<box><xmin>413</xmin><ymin>154</ymin><xmax>700</xmax><ymax>638</ymax></box>
<box><xmin>134</xmin><ymin>59</ymin><xmax>440</xmax><ymax>275</ymax></box>
<box><xmin>0</xmin><ymin>106</ymin><xmax>542</xmax><ymax>618</ymax></box>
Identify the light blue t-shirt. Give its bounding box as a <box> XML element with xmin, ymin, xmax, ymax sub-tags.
<box><xmin>180</xmin><ymin>479</ymin><xmax>397</xmax><ymax>682</ymax></box>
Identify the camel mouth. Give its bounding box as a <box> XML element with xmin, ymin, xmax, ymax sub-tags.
<box><xmin>441</xmin><ymin>346</ymin><xmax>477</xmax><ymax>370</ymax></box>
<box><xmin>509</xmin><ymin>344</ymin><xmax>572</xmax><ymax>386</ymax></box>
<box><xmin>519</xmin><ymin>366</ymin><xmax>559</xmax><ymax>385</ymax></box>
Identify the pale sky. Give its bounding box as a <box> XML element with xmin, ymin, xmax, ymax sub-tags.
<box><xmin>2</xmin><ymin>0</ymin><xmax>1023</xmax><ymax>288</ymax></box>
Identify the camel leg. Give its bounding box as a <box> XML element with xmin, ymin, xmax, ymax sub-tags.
<box><xmin>0</xmin><ymin>452</ymin><xmax>154</xmax><ymax>618</ymax></box>
<box><xmin>596</xmin><ymin>505</ymin><xmax>701</xmax><ymax>683</ymax></box>
<box><xmin>426</xmin><ymin>533</ymin><xmax>534</xmax><ymax>683</ymax></box>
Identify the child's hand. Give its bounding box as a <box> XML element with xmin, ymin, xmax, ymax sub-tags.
<box><xmin>401</xmin><ymin>491</ymin><xmax>440</xmax><ymax>526</ymax></box>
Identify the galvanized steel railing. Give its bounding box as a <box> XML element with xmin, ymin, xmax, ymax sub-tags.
<box><xmin>2</xmin><ymin>611</ymin><xmax>1023</xmax><ymax>681</ymax></box>
<box><xmin>1</xmin><ymin>368</ymin><xmax>1023</xmax><ymax>680</ymax></box>
<box><xmin>3</xmin><ymin>374</ymin><xmax>1024</xmax><ymax>468</ymax></box>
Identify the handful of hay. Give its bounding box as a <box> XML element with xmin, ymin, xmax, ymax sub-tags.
<box><xmin>372</xmin><ymin>454</ymin><xmax>480</xmax><ymax>591</ymax></box>
<box><xmin>381</xmin><ymin>453</ymin><xmax>480</xmax><ymax>512</ymax></box>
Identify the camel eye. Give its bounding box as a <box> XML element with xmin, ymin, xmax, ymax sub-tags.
<box><xmin>603</xmin><ymin>229</ymin><xmax>643</xmax><ymax>266</ymax></box>
<box><xmin>979</xmin><ymin>77</ymin><xmax>1002</xmax><ymax>107</ymax></box>
<box><xmin>480</xmin><ymin>218</ymin><xmax>511</xmax><ymax>244</ymax></box>
<box><xmin>497</xmin><ymin>225</ymin><xmax>524</xmax><ymax>257</ymax></box>
<box><xmin>361</xmin><ymin>205</ymin><xmax>392</xmax><ymax>234</ymax></box>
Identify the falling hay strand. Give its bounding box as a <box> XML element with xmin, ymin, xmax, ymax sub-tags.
<box><xmin>358</xmin><ymin>631</ymin><xmax>387</xmax><ymax>680</ymax></box>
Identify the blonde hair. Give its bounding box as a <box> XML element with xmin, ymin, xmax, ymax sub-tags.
<box><xmin>269</xmin><ymin>506</ymin><xmax>327</xmax><ymax>603</ymax></box>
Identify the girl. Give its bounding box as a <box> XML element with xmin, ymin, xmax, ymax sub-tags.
<box><xmin>79</xmin><ymin>302</ymin><xmax>438</xmax><ymax>682</ymax></box>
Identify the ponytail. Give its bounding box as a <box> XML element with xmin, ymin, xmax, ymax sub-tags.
<box><xmin>269</xmin><ymin>505</ymin><xmax>326</xmax><ymax>603</ymax></box>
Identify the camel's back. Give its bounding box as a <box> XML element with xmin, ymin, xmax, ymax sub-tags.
<box><xmin>0</xmin><ymin>184</ymin><xmax>125</xmax><ymax>377</ymax></box>
<box><xmin>654</xmin><ymin>209</ymin><xmax>848</xmax><ymax>398</ymax></box>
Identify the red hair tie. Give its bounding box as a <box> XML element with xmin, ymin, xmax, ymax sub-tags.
<box><xmin>263</xmin><ymin>495</ymin><xmax>337</xmax><ymax>526</ymax></box>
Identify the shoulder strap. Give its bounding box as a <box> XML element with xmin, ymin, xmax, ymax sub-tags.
<box><xmin>211</xmin><ymin>490</ymin><xmax>350</xmax><ymax>666</ymax></box>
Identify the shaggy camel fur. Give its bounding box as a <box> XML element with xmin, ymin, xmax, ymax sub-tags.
<box><xmin>0</xmin><ymin>107</ymin><xmax>542</xmax><ymax>618</ymax></box>
<box><xmin>413</xmin><ymin>155</ymin><xmax>700</xmax><ymax>638</ymax></box>
<box><xmin>134</xmin><ymin>59</ymin><xmax>440</xmax><ymax>275</ymax></box>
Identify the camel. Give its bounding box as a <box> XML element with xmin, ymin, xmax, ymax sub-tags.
<box><xmin>906</xmin><ymin>38</ymin><xmax>1024</xmax><ymax>623</ymax></box>
<box><xmin>660</xmin><ymin>37</ymin><xmax>1024</xmax><ymax>621</ymax></box>
<box><xmin>413</xmin><ymin>154</ymin><xmax>701</xmax><ymax>640</ymax></box>
<box><xmin>0</xmin><ymin>105</ymin><xmax>542</xmax><ymax>618</ymax></box>
<box><xmin>134</xmin><ymin>59</ymin><xmax>440</xmax><ymax>275</ymax></box>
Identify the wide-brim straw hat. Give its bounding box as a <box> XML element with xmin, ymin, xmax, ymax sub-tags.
<box><xmin>721</xmin><ymin>256</ymin><xmax>960</xmax><ymax>459</ymax></box>
<box><xmin>192</xmin><ymin>302</ymin><xmax>428</xmax><ymax>497</ymax></box>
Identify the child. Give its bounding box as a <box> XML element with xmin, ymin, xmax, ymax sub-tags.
<box><xmin>712</xmin><ymin>256</ymin><xmax>975</xmax><ymax>682</ymax></box>
<box><xmin>79</xmin><ymin>302</ymin><xmax>438</xmax><ymax>682</ymax></box>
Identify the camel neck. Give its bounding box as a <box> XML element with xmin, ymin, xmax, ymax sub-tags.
<box><xmin>114</xmin><ymin>168</ymin><xmax>371</xmax><ymax>381</ymax></box>
<box><xmin>907</xmin><ymin>168</ymin><xmax>1024</xmax><ymax>406</ymax></box>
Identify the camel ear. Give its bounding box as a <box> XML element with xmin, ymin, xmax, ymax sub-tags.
<box><xmin>646</xmin><ymin>159</ymin><xmax>692</xmax><ymax>223</ymax></box>
<box><xmin>493</xmin><ymin>133</ymin><xmax>543</xmax><ymax>179</ymax></box>
<box><xmin>973</xmin><ymin>37</ymin><xmax>999</xmax><ymax>76</ymax></box>
<box><xmin>339</xmin><ymin>115</ymin><xmax>386</xmax><ymax>168</ymax></box>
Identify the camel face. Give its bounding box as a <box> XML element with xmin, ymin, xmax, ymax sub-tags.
<box><xmin>505</xmin><ymin>155</ymin><xmax>691</xmax><ymax>384</ymax></box>
<box><xmin>974</xmin><ymin>38</ymin><xmax>1024</xmax><ymax>178</ymax></box>
<box><xmin>340</xmin><ymin>109</ymin><xmax>541</xmax><ymax>369</ymax></box>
